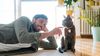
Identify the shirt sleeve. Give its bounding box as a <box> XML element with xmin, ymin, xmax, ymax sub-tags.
<box><xmin>14</xmin><ymin>16</ymin><xmax>41</xmax><ymax>44</ymax></box>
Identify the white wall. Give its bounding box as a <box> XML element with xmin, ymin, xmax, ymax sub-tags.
<box><xmin>73</xmin><ymin>2</ymin><xmax>81</xmax><ymax>36</ymax></box>
<box><xmin>21</xmin><ymin>1</ymin><xmax>58</xmax><ymax>31</ymax></box>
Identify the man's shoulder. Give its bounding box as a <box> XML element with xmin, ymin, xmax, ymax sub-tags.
<box><xmin>19</xmin><ymin>16</ymin><xmax>30</xmax><ymax>20</ymax></box>
<box><xmin>17</xmin><ymin>16</ymin><xmax>31</xmax><ymax>22</ymax></box>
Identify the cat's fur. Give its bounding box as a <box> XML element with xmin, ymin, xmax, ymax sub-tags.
<box><xmin>59</xmin><ymin>15</ymin><xmax>76</xmax><ymax>53</ymax></box>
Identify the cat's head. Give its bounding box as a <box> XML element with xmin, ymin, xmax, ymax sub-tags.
<box><xmin>62</xmin><ymin>15</ymin><xmax>73</xmax><ymax>28</ymax></box>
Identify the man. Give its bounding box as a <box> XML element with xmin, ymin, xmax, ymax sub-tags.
<box><xmin>0</xmin><ymin>14</ymin><xmax>62</xmax><ymax>52</ymax></box>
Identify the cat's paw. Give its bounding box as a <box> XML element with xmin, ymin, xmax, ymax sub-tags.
<box><xmin>58</xmin><ymin>48</ymin><xmax>64</xmax><ymax>53</ymax></box>
<box><xmin>71</xmin><ymin>48</ymin><xmax>75</xmax><ymax>53</ymax></box>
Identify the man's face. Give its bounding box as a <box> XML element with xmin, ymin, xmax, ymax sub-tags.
<box><xmin>33</xmin><ymin>18</ymin><xmax>47</xmax><ymax>31</ymax></box>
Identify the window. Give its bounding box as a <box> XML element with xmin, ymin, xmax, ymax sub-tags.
<box><xmin>21</xmin><ymin>1</ymin><xmax>66</xmax><ymax>31</ymax></box>
<box><xmin>0</xmin><ymin>0</ymin><xmax>15</xmax><ymax>24</ymax></box>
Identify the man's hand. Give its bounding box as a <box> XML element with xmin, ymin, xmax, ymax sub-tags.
<box><xmin>41</xmin><ymin>25</ymin><xmax>48</xmax><ymax>32</ymax></box>
<box><xmin>50</xmin><ymin>27</ymin><xmax>62</xmax><ymax>36</ymax></box>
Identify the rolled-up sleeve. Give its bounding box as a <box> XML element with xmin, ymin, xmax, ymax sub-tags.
<box><xmin>14</xmin><ymin>16</ymin><xmax>41</xmax><ymax>44</ymax></box>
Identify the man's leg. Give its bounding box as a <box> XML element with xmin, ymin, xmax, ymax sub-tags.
<box><xmin>0</xmin><ymin>43</ymin><xmax>31</xmax><ymax>52</ymax></box>
<box><xmin>39</xmin><ymin>36</ymin><xmax>57</xmax><ymax>50</ymax></box>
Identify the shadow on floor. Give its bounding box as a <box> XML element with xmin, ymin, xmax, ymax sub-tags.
<box><xmin>0</xmin><ymin>47</ymin><xmax>36</xmax><ymax>56</ymax></box>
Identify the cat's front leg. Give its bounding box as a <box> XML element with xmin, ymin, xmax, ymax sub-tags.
<box><xmin>70</xmin><ymin>39</ymin><xmax>76</xmax><ymax>53</ymax></box>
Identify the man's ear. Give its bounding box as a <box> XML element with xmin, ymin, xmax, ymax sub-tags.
<box><xmin>32</xmin><ymin>19</ymin><xmax>36</xmax><ymax>23</ymax></box>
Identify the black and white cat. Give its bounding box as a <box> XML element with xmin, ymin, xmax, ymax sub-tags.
<box><xmin>58</xmin><ymin>15</ymin><xmax>76</xmax><ymax>53</ymax></box>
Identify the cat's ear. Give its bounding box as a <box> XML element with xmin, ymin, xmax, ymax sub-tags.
<box><xmin>67</xmin><ymin>15</ymin><xmax>72</xmax><ymax>20</ymax></box>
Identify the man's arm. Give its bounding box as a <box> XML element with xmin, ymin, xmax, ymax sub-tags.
<box><xmin>39</xmin><ymin>27</ymin><xmax>62</xmax><ymax>40</ymax></box>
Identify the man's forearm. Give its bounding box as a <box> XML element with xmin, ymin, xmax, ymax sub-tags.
<box><xmin>39</xmin><ymin>32</ymin><xmax>54</xmax><ymax>40</ymax></box>
<box><xmin>39</xmin><ymin>27</ymin><xmax>62</xmax><ymax>40</ymax></box>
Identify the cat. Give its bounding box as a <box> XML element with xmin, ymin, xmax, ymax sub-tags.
<box><xmin>58</xmin><ymin>15</ymin><xmax>76</xmax><ymax>53</ymax></box>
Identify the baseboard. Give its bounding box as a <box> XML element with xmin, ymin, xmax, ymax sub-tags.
<box><xmin>80</xmin><ymin>34</ymin><xmax>93</xmax><ymax>39</ymax></box>
<box><xmin>76</xmin><ymin>36</ymin><xmax>81</xmax><ymax>38</ymax></box>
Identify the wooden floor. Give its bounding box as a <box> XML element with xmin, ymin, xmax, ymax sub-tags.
<box><xmin>75</xmin><ymin>38</ymin><xmax>100</xmax><ymax>56</ymax></box>
<box><xmin>15</xmin><ymin>50</ymin><xmax>75</xmax><ymax>56</ymax></box>
<box><xmin>2</xmin><ymin>38</ymin><xmax>100</xmax><ymax>56</ymax></box>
